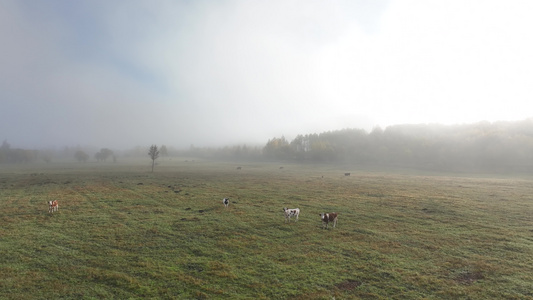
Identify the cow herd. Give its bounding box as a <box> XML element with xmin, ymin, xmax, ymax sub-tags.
<box><xmin>281</xmin><ymin>207</ymin><xmax>338</xmax><ymax>229</ymax></box>
<box><xmin>282</xmin><ymin>207</ymin><xmax>339</xmax><ymax>229</ymax></box>
<box><xmin>47</xmin><ymin>197</ymin><xmax>338</xmax><ymax>229</ymax></box>
<box><xmin>224</xmin><ymin>199</ymin><xmax>338</xmax><ymax>229</ymax></box>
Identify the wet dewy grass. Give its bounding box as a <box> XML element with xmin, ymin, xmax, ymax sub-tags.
<box><xmin>1</xmin><ymin>160</ymin><xmax>532</xmax><ymax>299</ymax></box>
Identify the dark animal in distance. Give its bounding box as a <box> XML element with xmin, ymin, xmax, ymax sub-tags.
<box><xmin>319</xmin><ymin>212</ymin><xmax>338</xmax><ymax>229</ymax></box>
<box><xmin>283</xmin><ymin>207</ymin><xmax>300</xmax><ymax>222</ymax></box>
<box><xmin>223</xmin><ymin>198</ymin><xmax>229</xmax><ymax>208</ymax></box>
<box><xmin>236</xmin><ymin>166</ymin><xmax>242</xmax><ymax>170</ymax></box>
<box><xmin>344</xmin><ymin>173</ymin><xmax>351</xmax><ymax>176</ymax></box>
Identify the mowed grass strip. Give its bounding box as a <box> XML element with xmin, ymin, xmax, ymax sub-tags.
<box><xmin>1</xmin><ymin>161</ymin><xmax>532</xmax><ymax>299</ymax></box>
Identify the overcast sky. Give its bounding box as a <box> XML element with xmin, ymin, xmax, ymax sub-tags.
<box><xmin>2</xmin><ymin>1</ymin><xmax>532</xmax><ymax>149</ymax></box>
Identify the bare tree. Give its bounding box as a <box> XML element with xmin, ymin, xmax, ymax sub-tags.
<box><xmin>148</xmin><ymin>145</ymin><xmax>159</xmax><ymax>172</ymax></box>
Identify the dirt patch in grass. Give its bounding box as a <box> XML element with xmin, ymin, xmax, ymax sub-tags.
<box><xmin>335</xmin><ymin>279</ymin><xmax>361</xmax><ymax>290</ymax></box>
<box><xmin>455</xmin><ymin>270</ymin><xmax>484</xmax><ymax>285</ymax></box>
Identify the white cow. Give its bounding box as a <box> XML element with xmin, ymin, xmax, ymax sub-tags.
<box><xmin>283</xmin><ymin>207</ymin><xmax>300</xmax><ymax>222</ymax></box>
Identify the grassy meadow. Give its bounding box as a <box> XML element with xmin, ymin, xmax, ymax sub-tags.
<box><xmin>1</xmin><ymin>159</ymin><xmax>532</xmax><ymax>299</ymax></box>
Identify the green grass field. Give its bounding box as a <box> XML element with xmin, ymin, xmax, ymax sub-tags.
<box><xmin>1</xmin><ymin>159</ymin><xmax>532</xmax><ymax>299</ymax></box>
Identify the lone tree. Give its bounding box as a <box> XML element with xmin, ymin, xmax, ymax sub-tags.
<box><xmin>95</xmin><ymin>148</ymin><xmax>114</xmax><ymax>162</ymax></box>
<box><xmin>74</xmin><ymin>150</ymin><xmax>89</xmax><ymax>163</ymax></box>
<box><xmin>148</xmin><ymin>145</ymin><xmax>159</xmax><ymax>172</ymax></box>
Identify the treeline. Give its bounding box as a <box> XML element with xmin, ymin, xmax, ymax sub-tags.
<box><xmin>262</xmin><ymin>119</ymin><xmax>533</xmax><ymax>172</ymax></box>
<box><xmin>0</xmin><ymin>140</ymin><xmax>40</xmax><ymax>163</ymax></box>
<box><xmin>0</xmin><ymin>141</ymin><xmax>117</xmax><ymax>164</ymax></box>
<box><xmin>3</xmin><ymin>119</ymin><xmax>533</xmax><ymax>173</ymax></box>
<box><xmin>176</xmin><ymin>144</ymin><xmax>263</xmax><ymax>161</ymax></box>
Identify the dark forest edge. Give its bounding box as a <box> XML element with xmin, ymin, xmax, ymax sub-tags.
<box><xmin>2</xmin><ymin>119</ymin><xmax>533</xmax><ymax>173</ymax></box>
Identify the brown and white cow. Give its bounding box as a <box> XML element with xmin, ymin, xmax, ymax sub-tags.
<box><xmin>319</xmin><ymin>212</ymin><xmax>338</xmax><ymax>229</ymax></box>
<box><xmin>283</xmin><ymin>207</ymin><xmax>300</xmax><ymax>223</ymax></box>
<box><xmin>48</xmin><ymin>200</ymin><xmax>59</xmax><ymax>213</ymax></box>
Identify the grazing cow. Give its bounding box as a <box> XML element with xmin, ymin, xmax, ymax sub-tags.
<box><xmin>48</xmin><ymin>200</ymin><xmax>59</xmax><ymax>213</ymax></box>
<box><xmin>223</xmin><ymin>198</ymin><xmax>229</xmax><ymax>208</ymax></box>
<box><xmin>319</xmin><ymin>212</ymin><xmax>338</xmax><ymax>229</ymax></box>
<box><xmin>283</xmin><ymin>207</ymin><xmax>300</xmax><ymax>223</ymax></box>
<box><xmin>344</xmin><ymin>173</ymin><xmax>351</xmax><ymax>176</ymax></box>
<box><xmin>236</xmin><ymin>166</ymin><xmax>242</xmax><ymax>170</ymax></box>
